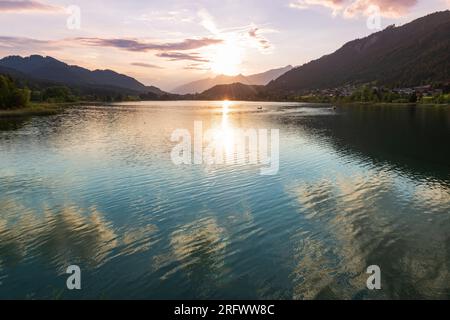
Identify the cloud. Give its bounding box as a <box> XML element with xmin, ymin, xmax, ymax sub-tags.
<box><xmin>134</xmin><ymin>10</ymin><xmax>194</xmax><ymax>23</ymax></box>
<box><xmin>0</xmin><ymin>35</ymin><xmax>60</xmax><ymax>50</ymax></box>
<box><xmin>0</xmin><ymin>0</ymin><xmax>62</xmax><ymax>13</ymax></box>
<box><xmin>198</xmin><ymin>8</ymin><xmax>275</xmax><ymax>54</ymax></box>
<box><xmin>76</xmin><ymin>37</ymin><xmax>222</xmax><ymax>52</ymax></box>
<box><xmin>289</xmin><ymin>0</ymin><xmax>418</xmax><ymax>18</ymax></box>
<box><xmin>131</xmin><ymin>62</ymin><xmax>164</xmax><ymax>69</ymax></box>
<box><xmin>0</xmin><ymin>36</ymin><xmax>214</xmax><ymax>65</ymax></box>
<box><xmin>198</xmin><ymin>8</ymin><xmax>220</xmax><ymax>34</ymax></box>
<box><xmin>0</xmin><ymin>36</ymin><xmax>218</xmax><ymax>68</ymax></box>
<box><xmin>290</xmin><ymin>0</ymin><xmax>344</xmax><ymax>15</ymax></box>
<box><xmin>345</xmin><ymin>0</ymin><xmax>418</xmax><ymax>18</ymax></box>
<box><xmin>183</xmin><ymin>63</ymin><xmax>210</xmax><ymax>71</ymax></box>
<box><xmin>248</xmin><ymin>27</ymin><xmax>273</xmax><ymax>53</ymax></box>
<box><xmin>156</xmin><ymin>52</ymin><xmax>210</xmax><ymax>62</ymax></box>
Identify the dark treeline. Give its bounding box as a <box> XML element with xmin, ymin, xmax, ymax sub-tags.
<box><xmin>0</xmin><ymin>75</ymin><xmax>30</xmax><ymax>109</ymax></box>
<box><xmin>0</xmin><ymin>73</ymin><xmax>161</xmax><ymax>107</ymax></box>
<box><xmin>289</xmin><ymin>84</ymin><xmax>450</xmax><ymax>105</ymax></box>
<box><xmin>174</xmin><ymin>82</ymin><xmax>450</xmax><ymax>104</ymax></box>
<box><xmin>2</xmin><ymin>72</ymin><xmax>450</xmax><ymax>111</ymax></box>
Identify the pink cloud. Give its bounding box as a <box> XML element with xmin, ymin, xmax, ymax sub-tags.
<box><xmin>289</xmin><ymin>0</ymin><xmax>346</xmax><ymax>15</ymax></box>
<box><xmin>0</xmin><ymin>0</ymin><xmax>62</xmax><ymax>13</ymax></box>
<box><xmin>344</xmin><ymin>0</ymin><xmax>418</xmax><ymax>18</ymax></box>
<box><xmin>76</xmin><ymin>37</ymin><xmax>222</xmax><ymax>52</ymax></box>
<box><xmin>248</xmin><ymin>27</ymin><xmax>272</xmax><ymax>52</ymax></box>
<box><xmin>156</xmin><ymin>52</ymin><xmax>209</xmax><ymax>62</ymax></box>
<box><xmin>290</xmin><ymin>0</ymin><xmax>418</xmax><ymax>18</ymax></box>
<box><xmin>131</xmin><ymin>62</ymin><xmax>164</xmax><ymax>69</ymax></box>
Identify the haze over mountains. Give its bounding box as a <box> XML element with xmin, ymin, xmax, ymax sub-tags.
<box><xmin>0</xmin><ymin>55</ymin><xmax>165</xmax><ymax>95</ymax></box>
<box><xmin>173</xmin><ymin>65</ymin><xmax>293</xmax><ymax>94</ymax></box>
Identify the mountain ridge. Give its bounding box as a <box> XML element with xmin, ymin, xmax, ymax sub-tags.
<box><xmin>267</xmin><ymin>10</ymin><xmax>450</xmax><ymax>93</ymax></box>
<box><xmin>198</xmin><ymin>82</ymin><xmax>266</xmax><ymax>100</ymax></box>
<box><xmin>173</xmin><ymin>65</ymin><xmax>293</xmax><ymax>94</ymax></box>
<box><xmin>0</xmin><ymin>55</ymin><xmax>165</xmax><ymax>95</ymax></box>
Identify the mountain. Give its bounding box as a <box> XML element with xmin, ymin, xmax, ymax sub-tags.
<box><xmin>0</xmin><ymin>65</ymin><xmax>27</xmax><ymax>79</ymax></box>
<box><xmin>268</xmin><ymin>11</ymin><xmax>450</xmax><ymax>93</ymax></box>
<box><xmin>0</xmin><ymin>55</ymin><xmax>165</xmax><ymax>95</ymax></box>
<box><xmin>144</xmin><ymin>85</ymin><xmax>166</xmax><ymax>96</ymax></box>
<box><xmin>246</xmin><ymin>65</ymin><xmax>294</xmax><ymax>85</ymax></box>
<box><xmin>198</xmin><ymin>82</ymin><xmax>266</xmax><ymax>100</ymax></box>
<box><xmin>173</xmin><ymin>65</ymin><xmax>293</xmax><ymax>94</ymax></box>
<box><xmin>174</xmin><ymin>74</ymin><xmax>248</xmax><ymax>95</ymax></box>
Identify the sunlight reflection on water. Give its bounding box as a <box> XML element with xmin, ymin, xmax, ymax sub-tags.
<box><xmin>0</xmin><ymin>101</ymin><xmax>449</xmax><ymax>299</ymax></box>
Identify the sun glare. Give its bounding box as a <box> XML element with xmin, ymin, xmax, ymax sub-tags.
<box><xmin>218</xmin><ymin>100</ymin><xmax>235</xmax><ymax>157</ymax></box>
<box><xmin>222</xmin><ymin>100</ymin><xmax>232</xmax><ymax>114</ymax></box>
<box><xmin>211</xmin><ymin>38</ymin><xmax>243</xmax><ymax>76</ymax></box>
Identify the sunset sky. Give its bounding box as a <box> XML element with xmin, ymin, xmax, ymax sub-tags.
<box><xmin>0</xmin><ymin>0</ymin><xmax>449</xmax><ymax>90</ymax></box>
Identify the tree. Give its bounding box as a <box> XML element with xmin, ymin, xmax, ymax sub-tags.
<box><xmin>42</xmin><ymin>86</ymin><xmax>72</xmax><ymax>102</ymax></box>
<box><xmin>409</xmin><ymin>93</ymin><xmax>418</xmax><ymax>103</ymax></box>
<box><xmin>11</xmin><ymin>88</ymin><xmax>30</xmax><ymax>107</ymax></box>
<box><xmin>0</xmin><ymin>75</ymin><xmax>31</xmax><ymax>109</ymax></box>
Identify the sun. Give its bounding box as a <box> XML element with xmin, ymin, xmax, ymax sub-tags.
<box><xmin>210</xmin><ymin>37</ymin><xmax>243</xmax><ymax>76</ymax></box>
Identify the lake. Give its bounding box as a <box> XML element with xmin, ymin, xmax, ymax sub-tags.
<box><xmin>0</xmin><ymin>101</ymin><xmax>449</xmax><ymax>299</ymax></box>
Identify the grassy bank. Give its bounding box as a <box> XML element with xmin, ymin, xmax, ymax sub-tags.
<box><xmin>0</xmin><ymin>102</ymin><xmax>99</xmax><ymax>118</ymax></box>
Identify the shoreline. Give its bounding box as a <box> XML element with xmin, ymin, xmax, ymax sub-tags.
<box><xmin>334</xmin><ymin>101</ymin><xmax>450</xmax><ymax>108</ymax></box>
<box><xmin>0</xmin><ymin>102</ymin><xmax>106</xmax><ymax>118</ymax></box>
<box><xmin>1</xmin><ymin>101</ymin><xmax>449</xmax><ymax>118</ymax></box>
<box><xmin>0</xmin><ymin>103</ymin><xmax>63</xmax><ymax>118</ymax></box>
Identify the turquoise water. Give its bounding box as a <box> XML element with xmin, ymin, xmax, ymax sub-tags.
<box><xmin>0</xmin><ymin>101</ymin><xmax>449</xmax><ymax>299</ymax></box>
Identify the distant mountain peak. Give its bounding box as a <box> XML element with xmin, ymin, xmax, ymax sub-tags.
<box><xmin>173</xmin><ymin>65</ymin><xmax>293</xmax><ymax>94</ymax></box>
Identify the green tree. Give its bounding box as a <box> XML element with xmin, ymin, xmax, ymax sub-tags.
<box><xmin>0</xmin><ymin>75</ymin><xmax>30</xmax><ymax>109</ymax></box>
<box><xmin>42</xmin><ymin>86</ymin><xmax>72</xmax><ymax>102</ymax></box>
